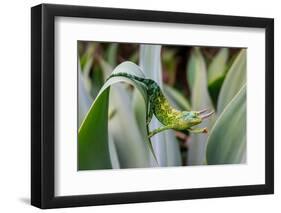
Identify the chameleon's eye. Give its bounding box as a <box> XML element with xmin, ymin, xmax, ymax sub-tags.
<box><xmin>191</xmin><ymin>112</ymin><xmax>197</xmax><ymax>118</ymax></box>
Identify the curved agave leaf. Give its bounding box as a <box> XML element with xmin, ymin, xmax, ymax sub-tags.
<box><xmin>164</xmin><ymin>130</ymin><xmax>182</xmax><ymax>166</ymax></box>
<box><xmin>101</xmin><ymin>58</ymin><xmax>158</xmax><ymax>168</ymax></box>
<box><xmin>78</xmin><ymin>63</ymin><xmax>93</xmax><ymax>126</ymax></box>
<box><xmin>108</xmin><ymin>83</ymin><xmax>158</xmax><ymax>168</ymax></box>
<box><xmin>137</xmin><ymin>45</ymin><xmax>181</xmax><ymax>167</ymax></box>
<box><xmin>208</xmin><ymin>48</ymin><xmax>229</xmax><ymax>85</ymax></box>
<box><xmin>187</xmin><ymin>48</ymin><xmax>215</xmax><ymax>165</ymax></box>
<box><xmin>78</xmin><ymin>89</ymin><xmax>112</xmax><ymax>170</ymax></box>
<box><xmin>139</xmin><ymin>45</ymin><xmax>166</xmax><ymax>166</ymax></box>
<box><xmin>79</xmin><ymin>62</ymin><xmax>157</xmax><ymax>170</ymax></box>
<box><xmin>108</xmin><ymin>133</ymin><xmax>120</xmax><ymax>169</ymax></box>
<box><xmin>80</xmin><ymin>43</ymin><xmax>96</xmax><ymax>92</ymax></box>
<box><xmin>162</xmin><ymin>85</ymin><xmax>190</xmax><ymax>166</ymax></box>
<box><xmin>217</xmin><ymin>49</ymin><xmax>246</xmax><ymax>114</ymax></box>
<box><xmin>206</xmin><ymin>85</ymin><xmax>246</xmax><ymax>164</ymax></box>
<box><xmin>207</xmin><ymin>48</ymin><xmax>229</xmax><ymax>105</ymax></box>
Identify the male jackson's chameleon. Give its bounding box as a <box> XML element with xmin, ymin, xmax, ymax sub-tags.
<box><xmin>107</xmin><ymin>73</ymin><xmax>214</xmax><ymax>138</ymax></box>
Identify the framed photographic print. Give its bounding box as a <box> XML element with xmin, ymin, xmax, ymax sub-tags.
<box><xmin>31</xmin><ymin>3</ymin><xmax>274</xmax><ymax>209</ymax></box>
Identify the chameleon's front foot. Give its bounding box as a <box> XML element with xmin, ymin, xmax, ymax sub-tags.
<box><xmin>188</xmin><ymin>127</ymin><xmax>208</xmax><ymax>134</ymax></box>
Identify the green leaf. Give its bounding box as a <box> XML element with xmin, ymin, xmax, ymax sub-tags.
<box><xmin>137</xmin><ymin>45</ymin><xmax>181</xmax><ymax>167</ymax></box>
<box><xmin>187</xmin><ymin>49</ymin><xmax>198</xmax><ymax>89</ymax></box>
<box><xmin>187</xmin><ymin>48</ymin><xmax>215</xmax><ymax>165</ymax></box>
<box><xmin>90</xmin><ymin>65</ymin><xmax>104</xmax><ymax>98</ymax></box>
<box><xmin>101</xmin><ymin>59</ymin><xmax>157</xmax><ymax>168</ymax></box>
<box><xmin>108</xmin><ymin>134</ymin><xmax>120</xmax><ymax>169</ymax></box>
<box><xmin>132</xmin><ymin>89</ymin><xmax>159</xmax><ymax>166</ymax></box>
<box><xmin>164</xmin><ymin>130</ymin><xmax>182</xmax><ymax>166</ymax></box>
<box><xmin>78</xmin><ymin>62</ymin><xmax>93</xmax><ymax>126</ymax></box>
<box><xmin>207</xmin><ymin>48</ymin><xmax>229</xmax><ymax>105</ymax></box>
<box><xmin>80</xmin><ymin>43</ymin><xmax>95</xmax><ymax>71</ymax></box>
<box><xmin>162</xmin><ymin>49</ymin><xmax>177</xmax><ymax>85</ymax></box>
<box><xmin>217</xmin><ymin>49</ymin><xmax>246</xmax><ymax>114</ymax></box>
<box><xmin>206</xmin><ymin>85</ymin><xmax>246</xmax><ymax>164</ymax></box>
<box><xmin>139</xmin><ymin>44</ymin><xmax>167</xmax><ymax>166</ymax></box>
<box><xmin>78</xmin><ymin>89</ymin><xmax>112</xmax><ymax>170</ymax></box>
<box><xmin>80</xmin><ymin>44</ymin><xmax>96</xmax><ymax>92</ymax></box>
<box><xmin>109</xmin><ymin>84</ymin><xmax>157</xmax><ymax>168</ymax></box>
<box><xmin>106</xmin><ymin>43</ymin><xmax>118</xmax><ymax>67</ymax></box>
<box><xmin>99</xmin><ymin>58</ymin><xmax>114</xmax><ymax>79</ymax></box>
<box><xmin>79</xmin><ymin>61</ymin><xmax>157</xmax><ymax>170</ymax></box>
<box><xmin>208</xmin><ymin>48</ymin><xmax>229</xmax><ymax>86</ymax></box>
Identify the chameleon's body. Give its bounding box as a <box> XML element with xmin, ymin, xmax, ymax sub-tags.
<box><xmin>107</xmin><ymin>73</ymin><xmax>213</xmax><ymax>138</ymax></box>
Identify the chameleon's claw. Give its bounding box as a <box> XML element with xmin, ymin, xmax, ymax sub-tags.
<box><xmin>188</xmin><ymin>127</ymin><xmax>208</xmax><ymax>134</ymax></box>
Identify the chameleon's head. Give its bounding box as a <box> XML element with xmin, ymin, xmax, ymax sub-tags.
<box><xmin>182</xmin><ymin>109</ymin><xmax>214</xmax><ymax>127</ymax></box>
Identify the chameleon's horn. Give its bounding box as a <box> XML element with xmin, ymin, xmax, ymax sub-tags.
<box><xmin>198</xmin><ymin>108</ymin><xmax>208</xmax><ymax>115</ymax></box>
<box><xmin>200</xmin><ymin>111</ymin><xmax>214</xmax><ymax>120</ymax></box>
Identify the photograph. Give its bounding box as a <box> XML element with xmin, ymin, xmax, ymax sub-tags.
<box><xmin>30</xmin><ymin>3</ymin><xmax>274</xmax><ymax>209</ymax></box>
<box><xmin>77</xmin><ymin>41</ymin><xmax>246</xmax><ymax>170</ymax></box>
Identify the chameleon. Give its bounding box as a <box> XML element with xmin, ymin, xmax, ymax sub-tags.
<box><xmin>107</xmin><ymin>72</ymin><xmax>214</xmax><ymax>138</ymax></box>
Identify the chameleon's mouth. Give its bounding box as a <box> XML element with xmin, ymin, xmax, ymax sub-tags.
<box><xmin>199</xmin><ymin>110</ymin><xmax>214</xmax><ymax>120</ymax></box>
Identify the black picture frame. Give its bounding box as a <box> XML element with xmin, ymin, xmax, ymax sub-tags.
<box><xmin>31</xmin><ymin>3</ymin><xmax>274</xmax><ymax>209</ymax></box>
